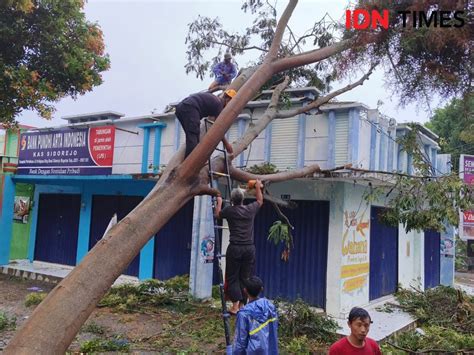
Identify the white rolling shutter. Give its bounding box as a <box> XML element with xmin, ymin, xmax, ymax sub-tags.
<box><xmin>270</xmin><ymin>116</ymin><xmax>298</xmax><ymax>170</ymax></box>
<box><xmin>179</xmin><ymin>123</ymin><xmax>186</xmax><ymax>148</ymax></box>
<box><xmin>335</xmin><ymin>112</ymin><xmax>349</xmax><ymax>166</ymax></box>
<box><xmin>226</xmin><ymin>123</ymin><xmax>239</xmax><ymax>144</ymax></box>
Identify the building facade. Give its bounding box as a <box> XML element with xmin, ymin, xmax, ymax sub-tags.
<box><xmin>0</xmin><ymin>88</ymin><xmax>454</xmax><ymax>318</ymax></box>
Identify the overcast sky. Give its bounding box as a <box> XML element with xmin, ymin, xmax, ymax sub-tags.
<box><xmin>18</xmin><ymin>0</ymin><xmax>438</xmax><ymax>128</ymax></box>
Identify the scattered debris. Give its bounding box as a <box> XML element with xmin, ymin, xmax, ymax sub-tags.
<box><xmin>275</xmin><ymin>298</ymin><xmax>339</xmax><ymax>352</ymax></box>
<box><xmin>26</xmin><ymin>287</ymin><xmax>43</xmax><ymax>292</ymax></box>
<box><xmin>382</xmin><ymin>286</ymin><xmax>474</xmax><ymax>353</ymax></box>
<box><xmin>98</xmin><ymin>276</ymin><xmax>190</xmax><ymax>313</ymax></box>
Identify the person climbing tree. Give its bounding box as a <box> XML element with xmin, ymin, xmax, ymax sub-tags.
<box><xmin>175</xmin><ymin>89</ymin><xmax>236</xmax><ymax>158</ymax></box>
<box><xmin>208</xmin><ymin>53</ymin><xmax>238</xmax><ymax>90</ymax></box>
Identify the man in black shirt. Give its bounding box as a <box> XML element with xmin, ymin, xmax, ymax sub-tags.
<box><xmin>175</xmin><ymin>90</ymin><xmax>236</xmax><ymax>158</ymax></box>
<box><xmin>215</xmin><ymin>179</ymin><xmax>264</xmax><ymax>314</ymax></box>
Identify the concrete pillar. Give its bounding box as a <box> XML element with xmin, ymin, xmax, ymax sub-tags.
<box><xmin>76</xmin><ymin>190</ymin><xmax>92</xmax><ymax>264</ymax></box>
<box><xmin>440</xmin><ymin>224</ymin><xmax>455</xmax><ymax>286</ymax></box>
<box><xmin>139</xmin><ymin>238</ymin><xmax>155</xmax><ymax>280</ymax></box>
<box><xmin>189</xmin><ymin>195</ymin><xmax>215</xmax><ymax>299</ymax></box>
<box><xmin>325</xmin><ymin>182</ymin><xmax>345</xmax><ymax>317</ymax></box>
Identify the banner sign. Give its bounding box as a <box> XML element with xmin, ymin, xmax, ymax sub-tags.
<box><xmin>17</xmin><ymin>126</ymin><xmax>115</xmax><ymax>175</ymax></box>
<box><xmin>460</xmin><ymin>155</ymin><xmax>474</xmax><ymax>240</ymax></box>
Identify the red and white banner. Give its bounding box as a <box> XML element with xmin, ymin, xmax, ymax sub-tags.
<box><xmin>460</xmin><ymin>155</ymin><xmax>474</xmax><ymax>240</ymax></box>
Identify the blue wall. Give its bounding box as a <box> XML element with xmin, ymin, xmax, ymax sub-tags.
<box><xmin>0</xmin><ymin>176</ymin><xmax>15</xmax><ymax>265</ymax></box>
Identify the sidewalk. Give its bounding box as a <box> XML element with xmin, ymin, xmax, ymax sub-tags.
<box><xmin>0</xmin><ymin>259</ymin><xmax>139</xmax><ymax>286</ymax></box>
<box><xmin>455</xmin><ymin>271</ymin><xmax>474</xmax><ymax>296</ymax></box>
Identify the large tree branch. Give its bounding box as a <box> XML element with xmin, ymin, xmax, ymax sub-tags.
<box><xmin>267</xmin><ymin>0</ymin><xmax>298</xmax><ymax>60</ymax></box>
<box><xmin>347</xmin><ymin>167</ymin><xmax>441</xmax><ymax>179</ymax></box>
<box><xmin>271</xmin><ymin>38</ymin><xmax>351</xmax><ymax>72</ymax></box>
<box><xmin>229</xmin><ymin>164</ymin><xmax>320</xmax><ymax>183</ymax></box>
<box><xmin>156</xmin><ymin>66</ymin><xmax>259</xmax><ymax>186</ymax></box>
<box><xmin>275</xmin><ymin>64</ymin><xmax>377</xmax><ymax>118</ymax></box>
<box><xmin>232</xmin><ymin>76</ymin><xmax>290</xmax><ymax>156</ymax></box>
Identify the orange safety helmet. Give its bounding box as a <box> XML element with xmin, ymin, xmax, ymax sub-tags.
<box><xmin>224</xmin><ymin>89</ymin><xmax>237</xmax><ymax>98</ymax></box>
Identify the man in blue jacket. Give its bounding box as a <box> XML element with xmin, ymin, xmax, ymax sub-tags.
<box><xmin>232</xmin><ymin>276</ymin><xmax>279</xmax><ymax>354</ymax></box>
<box><xmin>209</xmin><ymin>53</ymin><xmax>238</xmax><ymax>90</ymax></box>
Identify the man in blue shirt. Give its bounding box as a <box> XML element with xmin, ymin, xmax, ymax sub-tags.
<box><xmin>209</xmin><ymin>53</ymin><xmax>238</xmax><ymax>90</ymax></box>
<box><xmin>232</xmin><ymin>276</ymin><xmax>279</xmax><ymax>355</ymax></box>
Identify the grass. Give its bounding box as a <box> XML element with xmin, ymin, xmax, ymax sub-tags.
<box><xmin>0</xmin><ymin>312</ymin><xmax>16</xmax><ymax>332</ymax></box>
<box><xmin>79</xmin><ymin>337</ymin><xmax>130</xmax><ymax>352</ymax></box>
<box><xmin>24</xmin><ymin>292</ymin><xmax>47</xmax><ymax>307</ymax></box>
<box><xmin>97</xmin><ymin>277</ymin><xmax>342</xmax><ymax>353</ymax></box>
<box><xmin>81</xmin><ymin>321</ymin><xmax>107</xmax><ymax>335</ymax></box>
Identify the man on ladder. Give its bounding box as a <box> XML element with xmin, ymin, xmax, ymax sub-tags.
<box><xmin>214</xmin><ymin>180</ymin><xmax>264</xmax><ymax>315</ymax></box>
<box><xmin>175</xmin><ymin>89</ymin><xmax>236</xmax><ymax>158</ymax></box>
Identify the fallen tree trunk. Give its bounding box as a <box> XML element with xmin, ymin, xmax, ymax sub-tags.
<box><xmin>4</xmin><ymin>1</ymin><xmax>364</xmax><ymax>352</ymax></box>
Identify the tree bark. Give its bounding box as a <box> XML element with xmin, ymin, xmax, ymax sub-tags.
<box><xmin>229</xmin><ymin>164</ymin><xmax>321</xmax><ymax>184</ymax></box>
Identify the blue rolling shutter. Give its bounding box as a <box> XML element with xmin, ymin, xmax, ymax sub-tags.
<box><xmin>253</xmin><ymin>200</ymin><xmax>329</xmax><ymax>308</ymax></box>
<box><xmin>35</xmin><ymin>194</ymin><xmax>80</xmax><ymax>266</ymax></box>
<box><xmin>369</xmin><ymin>206</ymin><xmax>398</xmax><ymax>301</ymax></box>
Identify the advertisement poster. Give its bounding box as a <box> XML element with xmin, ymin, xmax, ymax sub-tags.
<box><xmin>460</xmin><ymin>155</ymin><xmax>474</xmax><ymax>240</ymax></box>
<box><xmin>13</xmin><ymin>196</ymin><xmax>30</xmax><ymax>223</ymax></box>
<box><xmin>340</xmin><ymin>209</ymin><xmax>370</xmax><ymax>297</ymax></box>
<box><xmin>200</xmin><ymin>236</ymin><xmax>215</xmax><ymax>264</ymax></box>
<box><xmin>440</xmin><ymin>236</ymin><xmax>455</xmax><ymax>256</ymax></box>
<box><xmin>17</xmin><ymin>126</ymin><xmax>115</xmax><ymax>176</ymax></box>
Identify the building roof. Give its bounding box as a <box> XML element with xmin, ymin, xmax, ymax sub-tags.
<box><xmin>1</xmin><ymin>123</ymin><xmax>36</xmax><ymax>130</ymax></box>
<box><xmin>320</xmin><ymin>101</ymin><xmax>370</xmax><ymax>111</ymax></box>
<box><xmin>396</xmin><ymin>123</ymin><xmax>440</xmax><ymax>149</ymax></box>
<box><xmin>260</xmin><ymin>86</ymin><xmax>321</xmax><ymax>97</ymax></box>
<box><xmin>61</xmin><ymin>111</ymin><xmax>125</xmax><ymax>123</ymax></box>
<box><xmin>247</xmin><ymin>86</ymin><xmax>321</xmax><ymax>108</ymax></box>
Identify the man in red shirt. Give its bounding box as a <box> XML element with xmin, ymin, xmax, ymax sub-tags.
<box><xmin>329</xmin><ymin>307</ymin><xmax>381</xmax><ymax>355</ymax></box>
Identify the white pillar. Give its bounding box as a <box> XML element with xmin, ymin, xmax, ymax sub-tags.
<box><xmin>189</xmin><ymin>195</ymin><xmax>215</xmax><ymax>299</ymax></box>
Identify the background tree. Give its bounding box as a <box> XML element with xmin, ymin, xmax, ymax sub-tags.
<box><xmin>0</xmin><ymin>0</ymin><xmax>110</xmax><ymax>125</ymax></box>
<box><xmin>5</xmin><ymin>0</ymin><xmax>474</xmax><ymax>353</ymax></box>
<box><xmin>426</xmin><ymin>96</ymin><xmax>474</xmax><ymax>171</ymax></box>
<box><xmin>339</xmin><ymin>0</ymin><xmax>473</xmax><ymax>107</ymax></box>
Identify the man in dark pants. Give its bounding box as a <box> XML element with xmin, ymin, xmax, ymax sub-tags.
<box><xmin>215</xmin><ymin>180</ymin><xmax>264</xmax><ymax>314</ymax></box>
<box><xmin>175</xmin><ymin>90</ymin><xmax>235</xmax><ymax>158</ymax></box>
